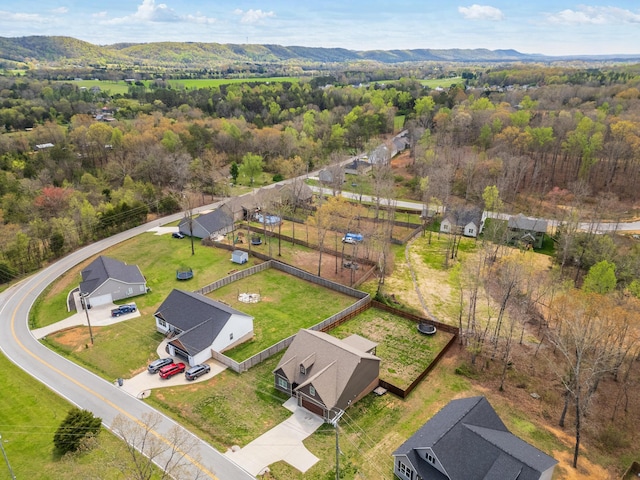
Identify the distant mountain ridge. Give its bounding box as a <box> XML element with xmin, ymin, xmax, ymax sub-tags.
<box><xmin>1</xmin><ymin>36</ymin><xmax>638</xmax><ymax>67</ymax></box>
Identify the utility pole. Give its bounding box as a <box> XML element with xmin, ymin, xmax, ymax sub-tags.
<box><xmin>0</xmin><ymin>434</ymin><xmax>17</xmax><ymax>480</ymax></box>
<box><xmin>81</xmin><ymin>293</ymin><xmax>94</xmax><ymax>345</ymax></box>
<box><xmin>329</xmin><ymin>409</ymin><xmax>344</xmax><ymax>480</ymax></box>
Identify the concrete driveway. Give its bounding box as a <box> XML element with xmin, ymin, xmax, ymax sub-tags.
<box><xmin>224</xmin><ymin>398</ymin><xmax>323</xmax><ymax>476</ymax></box>
<box><xmin>119</xmin><ymin>340</ymin><xmax>227</xmax><ymax>398</ymax></box>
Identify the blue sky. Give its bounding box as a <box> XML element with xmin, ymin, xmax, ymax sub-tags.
<box><xmin>1</xmin><ymin>1</ymin><xmax>640</xmax><ymax>55</ymax></box>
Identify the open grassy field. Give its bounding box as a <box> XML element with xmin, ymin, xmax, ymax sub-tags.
<box><xmin>168</xmin><ymin>77</ymin><xmax>300</xmax><ymax>89</ymax></box>
<box><xmin>65</xmin><ymin>79</ymin><xmax>131</xmax><ymax>94</ymax></box>
<box><xmin>420</xmin><ymin>77</ymin><xmax>463</xmax><ymax>88</ymax></box>
<box><xmin>329</xmin><ymin>307</ymin><xmax>454</xmax><ymax>388</ymax></box>
<box><xmin>210</xmin><ymin>268</ymin><xmax>357</xmax><ymax>360</ymax></box>
<box><xmin>0</xmin><ymin>352</ymin><xmax>135</xmax><ymax>479</ymax></box>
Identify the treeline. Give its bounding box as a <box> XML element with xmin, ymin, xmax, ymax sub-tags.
<box><xmin>2</xmin><ymin>64</ymin><xmax>640</xmax><ymax>283</ymax></box>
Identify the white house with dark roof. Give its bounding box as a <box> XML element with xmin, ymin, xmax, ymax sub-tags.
<box><xmin>393</xmin><ymin>396</ymin><xmax>557</xmax><ymax>480</ymax></box>
<box><xmin>79</xmin><ymin>256</ymin><xmax>147</xmax><ymax>307</ymax></box>
<box><xmin>178</xmin><ymin>208</ymin><xmax>234</xmax><ymax>239</ymax></box>
<box><xmin>440</xmin><ymin>207</ymin><xmax>483</xmax><ymax>238</ymax></box>
<box><xmin>154</xmin><ymin>289</ymin><xmax>254</xmax><ymax>366</ymax></box>
<box><xmin>273</xmin><ymin>329</ymin><xmax>380</xmax><ymax>422</ymax></box>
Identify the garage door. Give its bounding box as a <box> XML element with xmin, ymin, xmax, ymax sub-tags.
<box><xmin>171</xmin><ymin>345</ymin><xmax>190</xmax><ymax>361</ymax></box>
<box><xmin>88</xmin><ymin>294</ymin><xmax>112</xmax><ymax>307</ymax></box>
<box><xmin>300</xmin><ymin>396</ymin><xmax>325</xmax><ymax>417</ymax></box>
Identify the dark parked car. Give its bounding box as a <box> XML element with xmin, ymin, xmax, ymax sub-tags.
<box><xmin>147</xmin><ymin>357</ymin><xmax>174</xmax><ymax>373</ymax></box>
<box><xmin>111</xmin><ymin>304</ymin><xmax>137</xmax><ymax>317</ymax></box>
<box><xmin>185</xmin><ymin>364</ymin><xmax>211</xmax><ymax>381</ymax></box>
<box><xmin>172</xmin><ymin>232</ymin><xmax>185</xmax><ymax>239</ymax></box>
<box><xmin>158</xmin><ymin>362</ymin><xmax>186</xmax><ymax>379</ymax></box>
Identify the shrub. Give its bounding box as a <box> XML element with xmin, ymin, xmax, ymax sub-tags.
<box><xmin>53</xmin><ymin>407</ymin><xmax>102</xmax><ymax>455</ymax></box>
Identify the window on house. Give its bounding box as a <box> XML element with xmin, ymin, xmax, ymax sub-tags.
<box><xmin>277</xmin><ymin>377</ymin><xmax>288</xmax><ymax>389</ymax></box>
<box><xmin>309</xmin><ymin>386</ymin><xmax>315</xmax><ymax>396</ymax></box>
<box><xmin>300</xmin><ymin>365</ymin><xmax>306</xmax><ymax>374</ymax></box>
<box><xmin>398</xmin><ymin>462</ymin><xmax>413</xmax><ymax>479</ymax></box>
<box><xmin>158</xmin><ymin>318</ymin><xmax>166</xmax><ymax>328</ymax></box>
<box><xmin>468</xmin><ymin>228</ymin><xmax>474</xmax><ymax>234</ymax></box>
<box><xmin>229</xmin><ymin>332</ymin><xmax>234</xmax><ymax>340</ymax></box>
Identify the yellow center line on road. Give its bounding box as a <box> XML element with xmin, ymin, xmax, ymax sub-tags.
<box><xmin>9</xmin><ymin>276</ymin><xmax>220</xmax><ymax>480</ymax></box>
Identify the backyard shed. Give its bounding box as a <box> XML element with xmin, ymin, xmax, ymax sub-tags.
<box><xmin>232</xmin><ymin>250</ymin><xmax>249</xmax><ymax>264</ymax></box>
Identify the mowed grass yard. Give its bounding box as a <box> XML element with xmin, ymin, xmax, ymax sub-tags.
<box><xmin>330</xmin><ymin>308</ymin><xmax>454</xmax><ymax>389</ymax></box>
<box><xmin>32</xmin><ymin>231</ymin><xmax>261</xmax><ymax>329</ymax></box>
<box><xmin>209</xmin><ymin>268</ymin><xmax>358</xmax><ymax>361</ymax></box>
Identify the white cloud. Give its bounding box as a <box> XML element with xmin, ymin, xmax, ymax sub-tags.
<box><xmin>234</xmin><ymin>9</ymin><xmax>276</xmax><ymax>25</ymax></box>
<box><xmin>104</xmin><ymin>0</ymin><xmax>215</xmax><ymax>25</ymax></box>
<box><xmin>93</xmin><ymin>11</ymin><xmax>108</xmax><ymax>19</ymax></box>
<box><xmin>0</xmin><ymin>11</ymin><xmax>47</xmax><ymax>23</ymax></box>
<box><xmin>547</xmin><ymin>6</ymin><xmax>640</xmax><ymax>25</ymax></box>
<box><xmin>51</xmin><ymin>7</ymin><xmax>69</xmax><ymax>14</ymax></box>
<box><xmin>458</xmin><ymin>4</ymin><xmax>504</xmax><ymax>21</ymax></box>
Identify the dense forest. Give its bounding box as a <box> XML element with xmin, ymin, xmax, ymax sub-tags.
<box><xmin>1</xmin><ymin>62</ymin><xmax>640</xmax><ymax>286</ymax></box>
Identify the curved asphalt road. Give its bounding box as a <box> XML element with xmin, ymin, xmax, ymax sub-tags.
<box><xmin>0</xmin><ymin>204</ymin><xmax>255</xmax><ymax>480</ymax></box>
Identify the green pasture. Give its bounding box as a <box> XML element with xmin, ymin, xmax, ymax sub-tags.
<box><xmin>168</xmin><ymin>77</ymin><xmax>300</xmax><ymax>89</ymax></box>
<box><xmin>210</xmin><ymin>268</ymin><xmax>357</xmax><ymax>361</ymax></box>
<box><xmin>65</xmin><ymin>79</ymin><xmax>131</xmax><ymax>95</ymax></box>
<box><xmin>420</xmin><ymin>77</ymin><xmax>463</xmax><ymax>89</ymax></box>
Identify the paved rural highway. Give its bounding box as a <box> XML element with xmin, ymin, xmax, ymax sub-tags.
<box><xmin>0</xmin><ymin>204</ymin><xmax>255</xmax><ymax>480</ymax></box>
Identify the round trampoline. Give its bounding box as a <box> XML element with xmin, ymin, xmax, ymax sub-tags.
<box><xmin>176</xmin><ymin>267</ymin><xmax>193</xmax><ymax>280</ymax></box>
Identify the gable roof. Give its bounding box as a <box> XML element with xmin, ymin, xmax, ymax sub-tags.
<box><xmin>80</xmin><ymin>256</ymin><xmax>145</xmax><ymax>295</ymax></box>
<box><xmin>274</xmin><ymin>329</ymin><xmax>379</xmax><ymax>411</ymax></box>
<box><xmin>508</xmin><ymin>213</ymin><xmax>548</xmax><ymax>233</ymax></box>
<box><xmin>179</xmin><ymin>208</ymin><xmax>233</xmax><ymax>237</ymax></box>
<box><xmin>393</xmin><ymin>396</ymin><xmax>557</xmax><ymax>480</ymax></box>
<box><xmin>156</xmin><ymin>289</ymin><xmax>252</xmax><ymax>355</ymax></box>
<box><xmin>443</xmin><ymin>207</ymin><xmax>482</xmax><ymax>228</ymax></box>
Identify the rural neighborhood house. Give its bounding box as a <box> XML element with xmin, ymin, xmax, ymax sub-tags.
<box><xmin>273</xmin><ymin>329</ymin><xmax>380</xmax><ymax>422</ymax></box>
<box><xmin>78</xmin><ymin>256</ymin><xmax>147</xmax><ymax>307</ymax></box>
<box><xmin>392</xmin><ymin>396</ymin><xmax>558</xmax><ymax>480</ymax></box>
<box><xmin>178</xmin><ymin>207</ymin><xmax>234</xmax><ymax>239</ymax></box>
<box><xmin>154</xmin><ymin>289</ymin><xmax>254</xmax><ymax>366</ymax></box>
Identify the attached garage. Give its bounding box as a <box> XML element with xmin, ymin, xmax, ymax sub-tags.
<box><xmin>300</xmin><ymin>396</ymin><xmax>325</xmax><ymax>417</ymax></box>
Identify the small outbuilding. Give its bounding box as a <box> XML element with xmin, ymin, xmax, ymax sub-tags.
<box><xmin>231</xmin><ymin>250</ymin><xmax>249</xmax><ymax>264</ymax></box>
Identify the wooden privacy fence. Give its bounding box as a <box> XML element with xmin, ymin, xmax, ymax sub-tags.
<box><xmin>194</xmin><ymin>252</ymin><xmax>371</xmax><ymax>373</ymax></box>
<box><xmin>371</xmin><ymin>300</ymin><xmax>460</xmax><ymax>398</ymax></box>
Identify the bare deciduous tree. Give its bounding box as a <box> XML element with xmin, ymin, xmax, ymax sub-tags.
<box><xmin>111</xmin><ymin>412</ymin><xmax>204</xmax><ymax>480</ymax></box>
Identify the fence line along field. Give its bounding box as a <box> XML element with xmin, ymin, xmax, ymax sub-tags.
<box><xmin>209</xmin><ymin>268</ymin><xmax>357</xmax><ymax>361</ymax></box>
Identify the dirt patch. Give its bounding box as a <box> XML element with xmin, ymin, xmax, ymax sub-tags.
<box><xmin>552</xmin><ymin>450</ymin><xmax>612</xmax><ymax>480</ymax></box>
<box><xmin>390</xmin><ymin>150</ymin><xmax>414</xmax><ymax>180</ymax></box>
<box><xmin>50</xmin><ymin>327</ymin><xmax>92</xmax><ymax>352</ymax></box>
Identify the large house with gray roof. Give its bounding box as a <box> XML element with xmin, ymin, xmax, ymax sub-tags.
<box><xmin>178</xmin><ymin>208</ymin><xmax>234</xmax><ymax>239</ymax></box>
<box><xmin>439</xmin><ymin>207</ymin><xmax>483</xmax><ymax>238</ymax></box>
<box><xmin>273</xmin><ymin>329</ymin><xmax>380</xmax><ymax>422</ymax></box>
<box><xmin>154</xmin><ymin>289</ymin><xmax>254</xmax><ymax>366</ymax></box>
<box><xmin>79</xmin><ymin>256</ymin><xmax>147</xmax><ymax>307</ymax></box>
<box><xmin>393</xmin><ymin>396</ymin><xmax>557</xmax><ymax>480</ymax></box>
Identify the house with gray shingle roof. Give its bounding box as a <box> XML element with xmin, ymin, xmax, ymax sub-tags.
<box><xmin>393</xmin><ymin>396</ymin><xmax>557</xmax><ymax>480</ymax></box>
<box><xmin>440</xmin><ymin>207</ymin><xmax>482</xmax><ymax>238</ymax></box>
<box><xmin>507</xmin><ymin>213</ymin><xmax>548</xmax><ymax>249</ymax></box>
<box><xmin>154</xmin><ymin>289</ymin><xmax>253</xmax><ymax>366</ymax></box>
<box><xmin>178</xmin><ymin>207</ymin><xmax>234</xmax><ymax>239</ymax></box>
<box><xmin>273</xmin><ymin>329</ymin><xmax>380</xmax><ymax>422</ymax></box>
<box><xmin>79</xmin><ymin>256</ymin><xmax>147</xmax><ymax>307</ymax></box>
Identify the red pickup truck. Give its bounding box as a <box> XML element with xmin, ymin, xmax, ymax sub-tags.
<box><xmin>158</xmin><ymin>362</ymin><xmax>186</xmax><ymax>379</ymax></box>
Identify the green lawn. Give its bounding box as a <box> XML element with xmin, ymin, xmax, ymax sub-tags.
<box><xmin>64</xmin><ymin>79</ymin><xmax>131</xmax><ymax>94</ymax></box>
<box><xmin>210</xmin><ymin>268</ymin><xmax>357</xmax><ymax>360</ymax></box>
<box><xmin>44</xmin><ymin>316</ymin><xmax>166</xmax><ymax>380</ymax></box>
<box><xmin>329</xmin><ymin>307</ymin><xmax>454</xmax><ymax>388</ymax></box>
<box><xmin>0</xmin><ymin>352</ymin><xmax>135</xmax><ymax>479</ymax></box>
<box><xmin>32</xmin><ymin>231</ymin><xmax>261</xmax><ymax>329</ymax></box>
